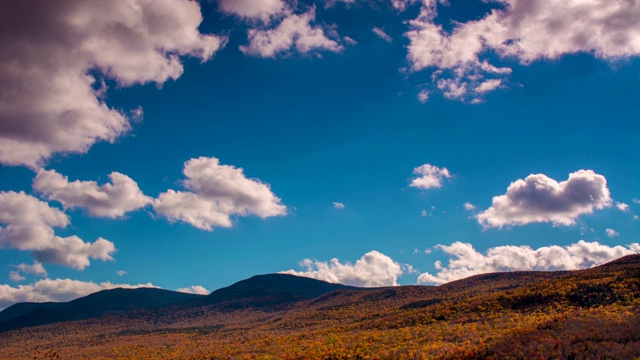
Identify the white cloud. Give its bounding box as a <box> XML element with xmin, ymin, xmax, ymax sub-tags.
<box><xmin>153</xmin><ymin>157</ymin><xmax>286</xmax><ymax>231</ymax></box>
<box><xmin>477</xmin><ymin>170</ymin><xmax>612</xmax><ymax>228</ymax></box>
<box><xmin>0</xmin><ymin>191</ymin><xmax>115</xmax><ymax>269</ymax></box>
<box><xmin>176</xmin><ymin>285</ymin><xmax>210</xmax><ymax>295</ymax></box>
<box><xmin>282</xmin><ymin>250</ymin><xmax>404</xmax><ymax>287</ymax></box>
<box><xmin>606</xmin><ymin>228</ymin><xmax>620</xmax><ymax>238</ymax></box>
<box><xmin>0</xmin><ymin>278</ymin><xmax>157</xmax><ymax>310</ymax></box>
<box><xmin>464</xmin><ymin>202</ymin><xmax>476</xmax><ymax>211</ymax></box>
<box><xmin>9</xmin><ymin>272</ymin><xmax>25</xmax><ymax>283</ymax></box>
<box><xmin>333</xmin><ymin>202</ymin><xmax>346</xmax><ymax>209</ymax></box>
<box><xmin>16</xmin><ymin>262</ymin><xmax>48</xmax><ymax>277</ymax></box>
<box><xmin>616</xmin><ymin>202</ymin><xmax>630</xmax><ymax>212</ymax></box>
<box><xmin>410</xmin><ymin>164</ymin><xmax>452</xmax><ymax>190</ymax></box>
<box><xmin>417</xmin><ymin>240</ymin><xmax>640</xmax><ymax>285</ymax></box>
<box><xmin>417</xmin><ymin>89</ymin><xmax>430</xmax><ymax>103</ymax></box>
<box><xmin>406</xmin><ymin>0</ymin><xmax>640</xmax><ymax>101</ymax></box>
<box><xmin>372</xmin><ymin>27</ymin><xmax>393</xmax><ymax>43</ymax></box>
<box><xmin>240</xmin><ymin>9</ymin><xmax>343</xmax><ymax>58</ymax></box>
<box><xmin>218</xmin><ymin>0</ymin><xmax>287</xmax><ymax>22</ymax></box>
<box><xmin>116</xmin><ymin>270</ymin><xmax>127</xmax><ymax>276</ymax></box>
<box><xmin>33</xmin><ymin>169</ymin><xmax>152</xmax><ymax>218</ymax></box>
<box><xmin>0</xmin><ymin>0</ymin><xmax>225</xmax><ymax>168</ymax></box>
<box><xmin>633</xmin><ymin>198</ymin><xmax>640</xmax><ymax>204</ymax></box>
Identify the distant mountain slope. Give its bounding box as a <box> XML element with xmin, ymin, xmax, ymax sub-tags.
<box><xmin>197</xmin><ymin>273</ymin><xmax>357</xmax><ymax>310</ymax></box>
<box><xmin>0</xmin><ymin>287</ymin><xmax>203</xmax><ymax>332</ymax></box>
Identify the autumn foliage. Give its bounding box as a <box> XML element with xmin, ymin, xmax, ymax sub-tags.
<box><xmin>1</xmin><ymin>255</ymin><xmax>639</xmax><ymax>359</ymax></box>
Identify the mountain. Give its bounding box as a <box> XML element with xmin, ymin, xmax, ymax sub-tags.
<box><xmin>0</xmin><ymin>287</ymin><xmax>202</xmax><ymax>332</ymax></box>
<box><xmin>192</xmin><ymin>273</ymin><xmax>357</xmax><ymax>310</ymax></box>
<box><xmin>1</xmin><ymin>255</ymin><xmax>639</xmax><ymax>359</ymax></box>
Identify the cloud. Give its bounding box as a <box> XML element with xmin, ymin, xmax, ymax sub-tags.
<box><xmin>606</xmin><ymin>228</ymin><xmax>620</xmax><ymax>238</ymax></box>
<box><xmin>116</xmin><ymin>270</ymin><xmax>127</xmax><ymax>276</ymax></box>
<box><xmin>176</xmin><ymin>285</ymin><xmax>210</xmax><ymax>295</ymax></box>
<box><xmin>282</xmin><ymin>250</ymin><xmax>404</xmax><ymax>287</ymax></box>
<box><xmin>0</xmin><ymin>0</ymin><xmax>225</xmax><ymax>168</ymax></box>
<box><xmin>9</xmin><ymin>272</ymin><xmax>25</xmax><ymax>283</ymax></box>
<box><xmin>372</xmin><ymin>27</ymin><xmax>393</xmax><ymax>43</ymax></box>
<box><xmin>410</xmin><ymin>164</ymin><xmax>452</xmax><ymax>190</ymax></box>
<box><xmin>477</xmin><ymin>170</ymin><xmax>612</xmax><ymax>228</ymax></box>
<box><xmin>0</xmin><ymin>191</ymin><xmax>115</xmax><ymax>269</ymax></box>
<box><xmin>153</xmin><ymin>157</ymin><xmax>286</xmax><ymax>231</ymax></box>
<box><xmin>333</xmin><ymin>202</ymin><xmax>346</xmax><ymax>209</ymax></box>
<box><xmin>633</xmin><ymin>198</ymin><xmax>640</xmax><ymax>204</ymax></box>
<box><xmin>464</xmin><ymin>202</ymin><xmax>476</xmax><ymax>211</ymax></box>
<box><xmin>0</xmin><ymin>278</ymin><xmax>157</xmax><ymax>310</ymax></box>
<box><xmin>417</xmin><ymin>240</ymin><xmax>640</xmax><ymax>285</ymax></box>
<box><xmin>15</xmin><ymin>262</ymin><xmax>48</xmax><ymax>277</ymax></box>
<box><xmin>417</xmin><ymin>89</ymin><xmax>430</xmax><ymax>103</ymax></box>
<box><xmin>240</xmin><ymin>9</ymin><xmax>343</xmax><ymax>58</ymax></box>
<box><xmin>406</xmin><ymin>0</ymin><xmax>640</xmax><ymax>101</ymax></box>
<box><xmin>218</xmin><ymin>0</ymin><xmax>287</xmax><ymax>22</ymax></box>
<box><xmin>33</xmin><ymin>169</ymin><xmax>152</xmax><ymax>218</ymax></box>
<box><xmin>616</xmin><ymin>202</ymin><xmax>630</xmax><ymax>212</ymax></box>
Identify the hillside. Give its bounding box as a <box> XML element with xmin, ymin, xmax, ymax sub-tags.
<box><xmin>0</xmin><ymin>255</ymin><xmax>639</xmax><ymax>359</ymax></box>
<box><xmin>0</xmin><ymin>287</ymin><xmax>202</xmax><ymax>332</ymax></box>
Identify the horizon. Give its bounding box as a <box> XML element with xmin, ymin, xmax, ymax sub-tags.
<box><xmin>1</xmin><ymin>0</ymin><xmax>639</xmax><ymax>310</ymax></box>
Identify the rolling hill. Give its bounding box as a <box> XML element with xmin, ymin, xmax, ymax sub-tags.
<box><xmin>1</xmin><ymin>254</ymin><xmax>639</xmax><ymax>359</ymax></box>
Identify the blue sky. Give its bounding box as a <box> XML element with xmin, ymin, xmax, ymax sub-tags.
<box><xmin>0</xmin><ymin>0</ymin><xmax>639</xmax><ymax>307</ymax></box>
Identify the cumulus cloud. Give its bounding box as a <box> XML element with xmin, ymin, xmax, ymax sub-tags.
<box><xmin>0</xmin><ymin>278</ymin><xmax>157</xmax><ymax>310</ymax></box>
<box><xmin>417</xmin><ymin>89</ymin><xmax>430</xmax><ymax>103</ymax></box>
<box><xmin>15</xmin><ymin>262</ymin><xmax>48</xmax><ymax>277</ymax></box>
<box><xmin>116</xmin><ymin>270</ymin><xmax>127</xmax><ymax>276</ymax></box>
<box><xmin>240</xmin><ymin>9</ymin><xmax>343</xmax><ymax>58</ymax></box>
<box><xmin>0</xmin><ymin>0</ymin><xmax>225</xmax><ymax>168</ymax></box>
<box><xmin>33</xmin><ymin>169</ymin><xmax>151</xmax><ymax>218</ymax></box>
<box><xmin>0</xmin><ymin>191</ymin><xmax>115</xmax><ymax>269</ymax></box>
<box><xmin>477</xmin><ymin>170</ymin><xmax>612</xmax><ymax>228</ymax></box>
<box><xmin>333</xmin><ymin>202</ymin><xmax>346</xmax><ymax>209</ymax></box>
<box><xmin>616</xmin><ymin>202</ymin><xmax>630</xmax><ymax>212</ymax></box>
<box><xmin>153</xmin><ymin>157</ymin><xmax>286</xmax><ymax>231</ymax></box>
<box><xmin>410</xmin><ymin>164</ymin><xmax>452</xmax><ymax>190</ymax></box>
<box><xmin>606</xmin><ymin>228</ymin><xmax>620</xmax><ymax>238</ymax></box>
<box><xmin>8</xmin><ymin>272</ymin><xmax>25</xmax><ymax>283</ymax></box>
<box><xmin>464</xmin><ymin>202</ymin><xmax>477</xmax><ymax>211</ymax></box>
<box><xmin>282</xmin><ymin>250</ymin><xmax>404</xmax><ymax>287</ymax></box>
<box><xmin>372</xmin><ymin>27</ymin><xmax>393</xmax><ymax>43</ymax></box>
<box><xmin>406</xmin><ymin>0</ymin><xmax>640</xmax><ymax>101</ymax></box>
<box><xmin>418</xmin><ymin>240</ymin><xmax>640</xmax><ymax>285</ymax></box>
<box><xmin>176</xmin><ymin>285</ymin><xmax>210</xmax><ymax>295</ymax></box>
<box><xmin>218</xmin><ymin>0</ymin><xmax>287</xmax><ymax>22</ymax></box>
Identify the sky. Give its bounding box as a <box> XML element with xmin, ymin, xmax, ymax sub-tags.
<box><xmin>1</xmin><ymin>0</ymin><xmax>639</xmax><ymax>309</ymax></box>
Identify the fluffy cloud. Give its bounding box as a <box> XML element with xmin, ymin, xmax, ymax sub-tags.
<box><xmin>464</xmin><ymin>202</ymin><xmax>477</xmax><ymax>211</ymax></box>
<box><xmin>410</xmin><ymin>164</ymin><xmax>452</xmax><ymax>190</ymax></box>
<box><xmin>333</xmin><ymin>202</ymin><xmax>346</xmax><ymax>209</ymax></box>
<box><xmin>406</xmin><ymin>0</ymin><xmax>640</xmax><ymax>101</ymax></box>
<box><xmin>477</xmin><ymin>170</ymin><xmax>612</xmax><ymax>228</ymax></box>
<box><xmin>218</xmin><ymin>0</ymin><xmax>287</xmax><ymax>22</ymax></box>
<box><xmin>372</xmin><ymin>27</ymin><xmax>393</xmax><ymax>43</ymax></box>
<box><xmin>606</xmin><ymin>228</ymin><xmax>620</xmax><ymax>238</ymax></box>
<box><xmin>153</xmin><ymin>157</ymin><xmax>286</xmax><ymax>231</ymax></box>
<box><xmin>0</xmin><ymin>191</ymin><xmax>115</xmax><ymax>269</ymax></box>
<box><xmin>0</xmin><ymin>279</ymin><xmax>157</xmax><ymax>310</ymax></box>
<box><xmin>8</xmin><ymin>272</ymin><xmax>25</xmax><ymax>283</ymax></box>
<box><xmin>282</xmin><ymin>250</ymin><xmax>404</xmax><ymax>287</ymax></box>
<box><xmin>616</xmin><ymin>202</ymin><xmax>630</xmax><ymax>212</ymax></box>
<box><xmin>176</xmin><ymin>285</ymin><xmax>210</xmax><ymax>295</ymax></box>
<box><xmin>33</xmin><ymin>169</ymin><xmax>151</xmax><ymax>218</ymax></box>
<box><xmin>418</xmin><ymin>240</ymin><xmax>640</xmax><ymax>285</ymax></box>
<box><xmin>15</xmin><ymin>262</ymin><xmax>48</xmax><ymax>278</ymax></box>
<box><xmin>240</xmin><ymin>9</ymin><xmax>343</xmax><ymax>58</ymax></box>
<box><xmin>0</xmin><ymin>0</ymin><xmax>225</xmax><ymax>167</ymax></box>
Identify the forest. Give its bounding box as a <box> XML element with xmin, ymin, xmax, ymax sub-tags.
<box><xmin>1</xmin><ymin>254</ymin><xmax>639</xmax><ymax>359</ymax></box>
